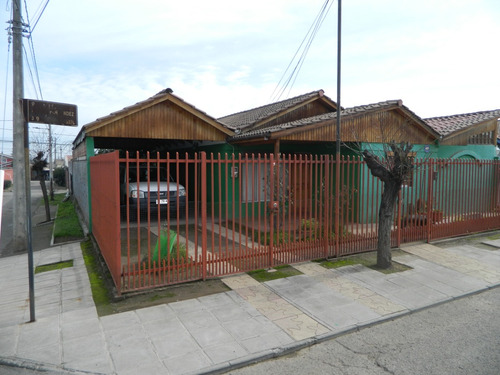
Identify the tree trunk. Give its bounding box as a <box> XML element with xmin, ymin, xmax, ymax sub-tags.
<box><xmin>377</xmin><ymin>180</ymin><xmax>400</xmax><ymax>269</ymax></box>
<box><xmin>39</xmin><ymin>175</ymin><xmax>51</xmax><ymax>222</ymax></box>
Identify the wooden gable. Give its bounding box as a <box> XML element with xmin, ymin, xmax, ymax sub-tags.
<box><xmin>233</xmin><ymin>101</ymin><xmax>438</xmax><ymax>146</ymax></box>
<box><xmin>439</xmin><ymin>118</ymin><xmax>498</xmax><ymax>146</ymax></box>
<box><xmin>248</xmin><ymin>94</ymin><xmax>337</xmax><ymax>132</ymax></box>
<box><xmin>79</xmin><ymin>90</ymin><xmax>233</xmax><ymax>150</ymax></box>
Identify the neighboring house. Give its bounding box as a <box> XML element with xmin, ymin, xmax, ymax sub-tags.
<box><xmin>217</xmin><ymin>98</ymin><xmax>440</xmax><ymax>223</ymax></box>
<box><xmin>0</xmin><ymin>153</ymin><xmax>13</xmax><ymax>169</ymax></box>
<box><xmin>224</xmin><ymin>98</ymin><xmax>439</xmax><ymax>157</ymax></box>
<box><xmin>0</xmin><ymin>153</ymin><xmax>13</xmax><ymax>182</ymax></box>
<box><xmin>424</xmin><ymin>110</ymin><xmax>500</xmax><ymax>160</ymax></box>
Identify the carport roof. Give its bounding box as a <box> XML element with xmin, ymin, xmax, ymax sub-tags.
<box><xmin>73</xmin><ymin>88</ymin><xmax>233</xmax><ymax>149</ymax></box>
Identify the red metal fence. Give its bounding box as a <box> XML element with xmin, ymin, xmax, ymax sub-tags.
<box><xmin>89</xmin><ymin>151</ymin><xmax>500</xmax><ymax>294</ymax></box>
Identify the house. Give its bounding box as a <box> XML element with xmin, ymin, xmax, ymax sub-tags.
<box><xmin>224</xmin><ymin>98</ymin><xmax>439</xmax><ymax>157</ymax></box>
<box><xmin>1</xmin><ymin>153</ymin><xmax>13</xmax><ymax>182</ymax></box>
<box><xmin>72</xmin><ymin>88</ymin><xmax>500</xmax><ymax>293</ymax></box>
<box><xmin>72</xmin><ymin>88</ymin><xmax>500</xmax><ymax>229</ymax></box>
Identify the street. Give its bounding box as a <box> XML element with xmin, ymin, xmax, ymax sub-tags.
<box><xmin>0</xmin><ymin>181</ymin><xmax>50</xmax><ymax>257</ymax></box>
<box><xmin>228</xmin><ymin>287</ymin><xmax>500</xmax><ymax>375</ymax></box>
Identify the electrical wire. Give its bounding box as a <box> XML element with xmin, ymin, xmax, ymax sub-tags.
<box><xmin>22</xmin><ymin>44</ymin><xmax>39</xmax><ymax>99</ymax></box>
<box><xmin>22</xmin><ymin>0</ymin><xmax>43</xmax><ymax>99</ymax></box>
<box><xmin>1</xmin><ymin>35</ymin><xmax>11</xmax><ymax>158</ymax></box>
<box><xmin>30</xmin><ymin>0</ymin><xmax>49</xmax><ymax>33</ymax></box>
<box><xmin>270</xmin><ymin>0</ymin><xmax>333</xmax><ymax>102</ymax></box>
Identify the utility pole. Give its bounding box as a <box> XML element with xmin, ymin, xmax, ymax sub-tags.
<box><xmin>334</xmin><ymin>0</ymin><xmax>342</xmax><ymax>256</ymax></box>
<box><xmin>12</xmin><ymin>0</ymin><xmax>35</xmax><ymax>322</ymax></box>
<box><xmin>11</xmin><ymin>0</ymin><xmax>27</xmax><ymax>251</ymax></box>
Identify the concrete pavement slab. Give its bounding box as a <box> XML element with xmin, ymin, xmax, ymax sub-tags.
<box><xmin>266</xmin><ymin>274</ymin><xmax>381</xmax><ymax>331</ymax></box>
<box><xmin>227</xmin><ymin>277</ymin><xmax>330</xmax><ymax>340</ymax></box>
<box><xmin>451</xmin><ymin>244</ymin><xmax>500</xmax><ymax>266</ymax></box>
<box><xmin>401</xmin><ymin>243</ymin><xmax>500</xmax><ymax>284</ymax></box>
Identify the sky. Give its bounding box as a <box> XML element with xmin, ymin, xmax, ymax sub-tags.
<box><xmin>0</xmin><ymin>0</ymin><xmax>499</xmax><ymax>158</ymax></box>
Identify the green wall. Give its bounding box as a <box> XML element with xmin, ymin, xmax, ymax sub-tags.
<box><xmin>436</xmin><ymin>144</ymin><xmax>496</xmax><ymax>160</ymax></box>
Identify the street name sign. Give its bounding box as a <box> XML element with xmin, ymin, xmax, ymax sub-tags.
<box><xmin>22</xmin><ymin>99</ymin><xmax>78</xmax><ymax>126</ymax></box>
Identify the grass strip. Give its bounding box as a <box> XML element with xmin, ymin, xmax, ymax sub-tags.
<box><xmin>248</xmin><ymin>264</ymin><xmax>302</xmax><ymax>282</ymax></box>
<box><xmin>52</xmin><ymin>193</ymin><xmax>84</xmax><ymax>240</ymax></box>
<box><xmin>35</xmin><ymin>259</ymin><xmax>73</xmax><ymax>274</ymax></box>
<box><xmin>319</xmin><ymin>250</ymin><xmax>411</xmax><ymax>274</ymax></box>
<box><xmin>81</xmin><ymin>240</ymin><xmax>114</xmax><ymax>316</ymax></box>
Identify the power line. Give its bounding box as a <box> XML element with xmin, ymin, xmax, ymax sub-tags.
<box><xmin>1</xmin><ymin>32</ymin><xmax>11</xmax><ymax>156</ymax></box>
<box><xmin>30</xmin><ymin>0</ymin><xmax>49</xmax><ymax>33</ymax></box>
<box><xmin>271</xmin><ymin>0</ymin><xmax>333</xmax><ymax>102</ymax></box>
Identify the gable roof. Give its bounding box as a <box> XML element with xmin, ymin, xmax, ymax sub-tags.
<box><xmin>73</xmin><ymin>88</ymin><xmax>232</xmax><ymax>148</ymax></box>
<box><xmin>424</xmin><ymin>110</ymin><xmax>500</xmax><ymax>137</ymax></box>
<box><xmin>218</xmin><ymin>90</ymin><xmax>337</xmax><ymax>131</ymax></box>
<box><xmin>229</xmin><ymin>99</ymin><xmax>438</xmax><ymax>143</ymax></box>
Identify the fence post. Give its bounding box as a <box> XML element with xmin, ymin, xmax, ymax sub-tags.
<box><xmin>201</xmin><ymin>152</ymin><xmax>207</xmax><ymax>280</ymax></box>
<box><xmin>269</xmin><ymin>153</ymin><xmax>275</xmax><ymax>268</ymax></box>
<box><xmin>334</xmin><ymin>153</ymin><xmax>340</xmax><ymax>257</ymax></box>
<box><xmin>323</xmin><ymin>155</ymin><xmax>330</xmax><ymax>258</ymax></box>
<box><xmin>426</xmin><ymin>159</ymin><xmax>434</xmax><ymax>243</ymax></box>
<box><xmin>396</xmin><ymin>190</ymin><xmax>402</xmax><ymax>247</ymax></box>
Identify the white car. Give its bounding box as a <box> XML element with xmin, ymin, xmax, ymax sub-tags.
<box><xmin>120</xmin><ymin>164</ymin><xmax>186</xmax><ymax>219</ymax></box>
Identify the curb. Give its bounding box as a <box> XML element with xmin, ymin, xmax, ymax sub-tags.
<box><xmin>0</xmin><ymin>356</ymin><xmax>103</xmax><ymax>375</ymax></box>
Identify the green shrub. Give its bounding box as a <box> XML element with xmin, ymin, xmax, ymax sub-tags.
<box><xmin>53</xmin><ymin>167</ymin><xmax>66</xmax><ymax>187</ymax></box>
<box><xmin>142</xmin><ymin>230</ymin><xmax>190</xmax><ymax>268</ymax></box>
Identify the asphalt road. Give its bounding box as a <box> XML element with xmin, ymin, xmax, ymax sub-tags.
<box><xmin>228</xmin><ymin>287</ymin><xmax>500</xmax><ymax>375</ymax></box>
<box><xmin>0</xmin><ymin>181</ymin><xmax>56</xmax><ymax>257</ymax></box>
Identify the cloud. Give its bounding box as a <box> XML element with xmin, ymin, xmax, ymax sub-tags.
<box><xmin>1</xmin><ymin>0</ymin><xmax>499</xmax><ymax>157</ymax></box>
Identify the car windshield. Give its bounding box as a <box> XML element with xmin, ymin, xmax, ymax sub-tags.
<box><xmin>128</xmin><ymin>167</ymin><xmax>170</xmax><ymax>182</ymax></box>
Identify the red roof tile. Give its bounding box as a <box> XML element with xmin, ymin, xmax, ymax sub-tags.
<box><xmin>230</xmin><ymin>99</ymin><xmax>435</xmax><ymax>141</ymax></box>
<box><xmin>218</xmin><ymin>90</ymin><xmax>333</xmax><ymax>130</ymax></box>
<box><xmin>424</xmin><ymin>110</ymin><xmax>500</xmax><ymax>136</ymax></box>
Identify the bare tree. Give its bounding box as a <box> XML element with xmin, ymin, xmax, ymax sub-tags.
<box><xmin>32</xmin><ymin>151</ymin><xmax>51</xmax><ymax>222</ymax></box>
<box><xmin>342</xmin><ymin>107</ymin><xmax>434</xmax><ymax>270</ymax></box>
<box><xmin>362</xmin><ymin>141</ymin><xmax>414</xmax><ymax>268</ymax></box>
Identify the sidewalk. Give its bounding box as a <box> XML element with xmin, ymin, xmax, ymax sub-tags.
<box><xmin>0</xmin><ymin>234</ymin><xmax>499</xmax><ymax>375</ymax></box>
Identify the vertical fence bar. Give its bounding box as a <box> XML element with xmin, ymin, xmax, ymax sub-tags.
<box><xmin>426</xmin><ymin>159</ymin><xmax>433</xmax><ymax>243</ymax></box>
<box><xmin>323</xmin><ymin>155</ymin><xmax>329</xmax><ymax>258</ymax></box>
<box><xmin>201</xmin><ymin>152</ymin><xmax>207</xmax><ymax>280</ymax></box>
<box><xmin>269</xmin><ymin>153</ymin><xmax>275</xmax><ymax>268</ymax></box>
<box><xmin>334</xmin><ymin>153</ymin><xmax>340</xmax><ymax>257</ymax></box>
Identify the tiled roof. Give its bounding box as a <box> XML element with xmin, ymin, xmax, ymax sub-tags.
<box><xmin>218</xmin><ymin>90</ymin><xmax>332</xmax><ymax>130</ymax></box>
<box><xmin>229</xmin><ymin>99</ymin><xmax>431</xmax><ymax>141</ymax></box>
<box><xmin>424</xmin><ymin>110</ymin><xmax>500</xmax><ymax>136</ymax></box>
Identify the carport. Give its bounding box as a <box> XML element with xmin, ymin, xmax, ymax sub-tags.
<box><xmin>71</xmin><ymin>88</ymin><xmax>234</xmax><ymax>231</ymax></box>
